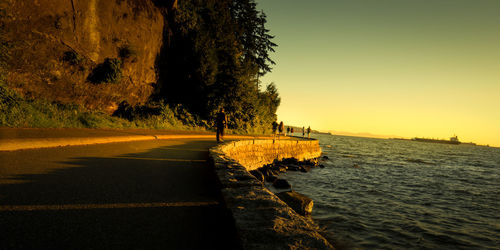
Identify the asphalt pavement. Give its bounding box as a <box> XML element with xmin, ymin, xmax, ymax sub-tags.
<box><xmin>0</xmin><ymin>138</ymin><xmax>241</xmax><ymax>249</ymax></box>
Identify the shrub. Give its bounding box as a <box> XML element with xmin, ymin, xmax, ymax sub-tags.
<box><xmin>62</xmin><ymin>51</ymin><xmax>83</xmax><ymax>65</ymax></box>
<box><xmin>118</xmin><ymin>45</ymin><xmax>136</xmax><ymax>59</ymax></box>
<box><xmin>113</xmin><ymin>100</ymin><xmax>134</xmax><ymax>120</ymax></box>
<box><xmin>87</xmin><ymin>58</ymin><xmax>122</xmax><ymax>84</ymax></box>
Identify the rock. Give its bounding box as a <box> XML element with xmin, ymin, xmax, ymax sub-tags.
<box><xmin>260</xmin><ymin>168</ymin><xmax>274</xmax><ymax>179</ymax></box>
<box><xmin>302</xmin><ymin>158</ymin><xmax>318</xmax><ymax>166</ymax></box>
<box><xmin>278</xmin><ymin>165</ymin><xmax>287</xmax><ymax>173</ymax></box>
<box><xmin>299</xmin><ymin>166</ymin><xmax>311</xmax><ymax>173</ymax></box>
<box><xmin>249</xmin><ymin>170</ymin><xmax>265</xmax><ymax>182</ymax></box>
<box><xmin>281</xmin><ymin>157</ymin><xmax>299</xmax><ymax>165</ymax></box>
<box><xmin>319</xmin><ymin>164</ymin><xmax>325</xmax><ymax>168</ymax></box>
<box><xmin>321</xmin><ymin>155</ymin><xmax>329</xmax><ymax>160</ymax></box>
<box><xmin>270</xmin><ymin>164</ymin><xmax>285</xmax><ymax>173</ymax></box>
<box><xmin>266</xmin><ymin>175</ymin><xmax>278</xmax><ymax>183</ymax></box>
<box><xmin>3</xmin><ymin>0</ymin><xmax>164</xmax><ymax>110</ymax></box>
<box><xmin>271</xmin><ymin>169</ymin><xmax>281</xmax><ymax>176</ymax></box>
<box><xmin>276</xmin><ymin>191</ymin><xmax>314</xmax><ymax>215</ymax></box>
<box><xmin>273</xmin><ymin>178</ymin><xmax>292</xmax><ymax>189</ymax></box>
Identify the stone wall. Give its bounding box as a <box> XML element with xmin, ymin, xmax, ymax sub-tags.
<box><xmin>209</xmin><ymin>138</ymin><xmax>334</xmax><ymax>250</ymax></box>
<box><xmin>219</xmin><ymin>139</ymin><xmax>322</xmax><ymax>171</ymax></box>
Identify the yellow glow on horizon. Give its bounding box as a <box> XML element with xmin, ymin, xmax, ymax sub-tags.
<box><xmin>273</xmin><ymin>78</ymin><xmax>500</xmax><ymax>147</ymax></box>
<box><xmin>258</xmin><ymin>0</ymin><xmax>500</xmax><ymax>147</ymax></box>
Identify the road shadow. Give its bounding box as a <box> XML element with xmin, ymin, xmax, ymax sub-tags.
<box><xmin>0</xmin><ymin>140</ymin><xmax>241</xmax><ymax>249</ymax></box>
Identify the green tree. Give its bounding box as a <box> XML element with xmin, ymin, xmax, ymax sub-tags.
<box><xmin>155</xmin><ymin>0</ymin><xmax>279</xmax><ymax>133</ymax></box>
<box><xmin>231</xmin><ymin>0</ymin><xmax>277</xmax><ymax>76</ymax></box>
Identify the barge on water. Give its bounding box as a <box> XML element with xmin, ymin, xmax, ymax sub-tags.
<box><xmin>412</xmin><ymin>135</ymin><xmax>461</xmax><ymax>145</ymax></box>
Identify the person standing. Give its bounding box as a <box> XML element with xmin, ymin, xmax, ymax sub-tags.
<box><xmin>302</xmin><ymin>127</ymin><xmax>305</xmax><ymax>138</ymax></box>
<box><xmin>272</xmin><ymin>121</ymin><xmax>278</xmax><ymax>136</ymax></box>
<box><xmin>286</xmin><ymin>127</ymin><xmax>290</xmax><ymax>136</ymax></box>
<box><xmin>216</xmin><ymin>108</ymin><xmax>228</xmax><ymax>142</ymax></box>
<box><xmin>278</xmin><ymin>121</ymin><xmax>284</xmax><ymax>136</ymax></box>
<box><xmin>307</xmin><ymin>126</ymin><xmax>311</xmax><ymax>138</ymax></box>
<box><xmin>290</xmin><ymin>127</ymin><xmax>294</xmax><ymax>135</ymax></box>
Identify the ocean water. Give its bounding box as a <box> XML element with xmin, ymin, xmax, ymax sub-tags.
<box><xmin>279</xmin><ymin>134</ymin><xmax>500</xmax><ymax>250</ymax></box>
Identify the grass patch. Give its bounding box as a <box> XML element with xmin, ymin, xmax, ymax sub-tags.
<box><xmin>0</xmin><ymin>80</ymin><xmax>205</xmax><ymax>130</ymax></box>
<box><xmin>0</xmin><ymin>84</ymin><xmax>272</xmax><ymax>134</ymax></box>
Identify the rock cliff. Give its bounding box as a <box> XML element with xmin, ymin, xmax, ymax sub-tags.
<box><xmin>1</xmin><ymin>0</ymin><xmax>165</xmax><ymax>112</ymax></box>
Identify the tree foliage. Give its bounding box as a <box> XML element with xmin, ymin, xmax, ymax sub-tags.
<box><xmin>155</xmin><ymin>0</ymin><xmax>279</xmax><ymax>133</ymax></box>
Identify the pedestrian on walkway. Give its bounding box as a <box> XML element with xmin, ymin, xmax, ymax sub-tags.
<box><xmin>278</xmin><ymin>121</ymin><xmax>284</xmax><ymax>136</ymax></box>
<box><xmin>272</xmin><ymin>121</ymin><xmax>278</xmax><ymax>136</ymax></box>
<box><xmin>307</xmin><ymin>126</ymin><xmax>311</xmax><ymax>139</ymax></box>
<box><xmin>290</xmin><ymin>127</ymin><xmax>294</xmax><ymax>135</ymax></box>
<box><xmin>216</xmin><ymin>108</ymin><xmax>228</xmax><ymax>142</ymax></box>
<box><xmin>286</xmin><ymin>127</ymin><xmax>290</xmax><ymax>136</ymax></box>
<box><xmin>302</xmin><ymin>127</ymin><xmax>305</xmax><ymax>138</ymax></box>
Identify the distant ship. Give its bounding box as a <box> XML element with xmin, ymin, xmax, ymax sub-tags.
<box><xmin>412</xmin><ymin>135</ymin><xmax>461</xmax><ymax>145</ymax></box>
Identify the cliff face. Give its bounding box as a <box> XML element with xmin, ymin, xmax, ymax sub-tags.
<box><xmin>1</xmin><ymin>0</ymin><xmax>164</xmax><ymax>112</ymax></box>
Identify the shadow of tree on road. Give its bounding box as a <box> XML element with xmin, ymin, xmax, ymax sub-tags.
<box><xmin>0</xmin><ymin>140</ymin><xmax>241</xmax><ymax>249</ymax></box>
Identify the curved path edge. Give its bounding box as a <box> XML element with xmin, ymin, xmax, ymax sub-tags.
<box><xmin>0</xmin><ymin>130</ymin><xmax>271</xmax><ymax>152</ymax></box>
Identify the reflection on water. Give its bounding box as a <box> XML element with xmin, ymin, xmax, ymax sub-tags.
<box><xmin>281</xmin><ymin>134</ymin><xmax>500</xmax><ymax>249</ymax></box>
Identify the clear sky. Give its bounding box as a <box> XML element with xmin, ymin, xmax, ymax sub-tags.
<box><xmin>257</xmin><ymin>0</ymin><xmax>500</xmax><ymax>146</ymax></box>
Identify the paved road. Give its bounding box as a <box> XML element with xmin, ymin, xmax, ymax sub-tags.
<box><xmin>0</xmin><ymin>139</ymin><xmax>241</xmax><ymax>249</ymax></box>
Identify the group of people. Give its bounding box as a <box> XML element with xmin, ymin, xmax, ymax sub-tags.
<box><xmin>271</xmin><ymin>121</ymin><xmax>311</xmax><ymax>138</ymax></box>
<box><xmin>215</xmin><ymin>107</ymin><xmax>312</xmax><ymax>143</ymax></box>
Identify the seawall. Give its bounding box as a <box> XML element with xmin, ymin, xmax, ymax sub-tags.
<box><xmin>209</xmin><ymin>138</ymin><xmax>334</xmax><ymax>249</ymax></box>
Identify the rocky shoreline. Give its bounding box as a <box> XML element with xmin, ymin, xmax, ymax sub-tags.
<box><xmin>250</xmin><ymin>157</ymin><xmax>328</xmax><ymax>215</ymax></box>
<box><xmin>209</xmin><ymin>139</ymin><xmax>334</xmax><ymax>249</ymax></box>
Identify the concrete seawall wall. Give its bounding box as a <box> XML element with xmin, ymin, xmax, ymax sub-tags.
<box><xmin>209</xmin><ymin>138</ymin><xmax>334</xmax><ymax>250</ymax></box>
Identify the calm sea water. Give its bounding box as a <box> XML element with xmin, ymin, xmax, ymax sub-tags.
<box><xmin>280</xmin><ymin>134</ymin><xmax>500</xmax><ymax>250</ymax></box>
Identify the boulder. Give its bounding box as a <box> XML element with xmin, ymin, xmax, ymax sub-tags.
<box><xmin>266</xmin><ymin>175</ymin><xmax>278</xmax><ymax>183</ymax></box>
<box><xmin>249</xmin><ymin>170</ymin><xmax>265</xmax><ymax>182</ymax></box>
<box><xmin>321</xmin><ymin>155</ymin><xmax>329</xmax><ymax>160</ymax></box>
<box><xmin>270</xmin><ymin>169</ymin><xmax>280</xmax><ymax>176</ymax></box>
<box><xmin>302</xmin><ymin>158</ymin><xmax>318</xmax><ymax>166</ymax></box>
<box><xmin>277</xmin><ymin>165</ymin><xmax>287</xmax><ymax>173</ymax></box>
<box><xmin>269</xmin><ymin>164</ymin><xmax>285</xmax><ymax>172</ymax></box>
<box><xmin>281</xmin><ymin>157</ymin><xmax>299</xmax><ymax>165</ymax></box>
<box><xmin>277</xmin><ymin>191</ymin><xmax>314</xmax><ymax>216</ymax></box>
<box><xmin>287</xmin><ymin>164</ymin><xmax>300</xmax><ymax>171</ymax></box>
<box><xmin>319</xmin><ymin>164</ymin><xmax>325</xmax><ymax>168</ymax></box>
<box><xmin>299</xmin><ymin>166</ymin><xmax>311</xmax><ymax>173</ymax></box>
<box><xmin>273</xmin><ymin>178</ymin><xmax>292</xmax><ymax>189</ymax></box>
<box><xmin>260</xmin><ymin>167</ymin><xmax>275</xmax><ymax>179</ymax></box>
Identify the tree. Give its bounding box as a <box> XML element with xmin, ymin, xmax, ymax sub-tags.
<box><xmin>154</xmin><ymin>0</ymin><xmax>279</xmax><ymax>133</ymax></box>
<box><xmin>231</xmin><ymin>0</ymin><xmax>277</xmax><ymax>76</ymax></box>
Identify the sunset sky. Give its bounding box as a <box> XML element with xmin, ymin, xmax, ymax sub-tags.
<box><xmin>257</xmin><ymin>0</ymin><xmax>500</xmax><ymax>146</ymax></box>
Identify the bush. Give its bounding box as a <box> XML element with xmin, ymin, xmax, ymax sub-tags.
<box><xmin>87</xmin><ymin>58</ymin><xmax>122</xmax><ymax>84</ymax></box>
<box><xmin>62</xmin><ymin>51</ymin><xmax>83</xmax><ymax>65</ymax></box>
<box><xmin>118</xmin><ymin>45</ymin><xmax>137</xmax><ymax>59</ymax></box>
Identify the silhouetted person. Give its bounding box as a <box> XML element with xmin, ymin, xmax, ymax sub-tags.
<box><xmin>291</xmin><ymin>127</ymin><xmax>294</xmax><ymax>134</ymax></box>
<box><xmin>216</xmin><ymin>108</ymin><xmax>228</xmax><ymax>142</ymax></box>
<box><xmin>302</xmin><ymin>126</ymin><xmax>305</xmax><ymax>137</ymax></box>
<box><xmin>307</xmin><ymin>126</ymin><xmax>311</xmax><ymax>138</ymax></box>
<box><xmin>287</xmin><ymin>127</ymin><xmax>290</xmax><ymax>136</ymax></box>
<box><xmin>272</xmin><ymin>121</ymin><xmax>278</xmax><ymax>135</ymax></box>
<box><xmin>278</xmin><ymin>121</ymin><xmax>284</xmax><ymax>136</ymax></box>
